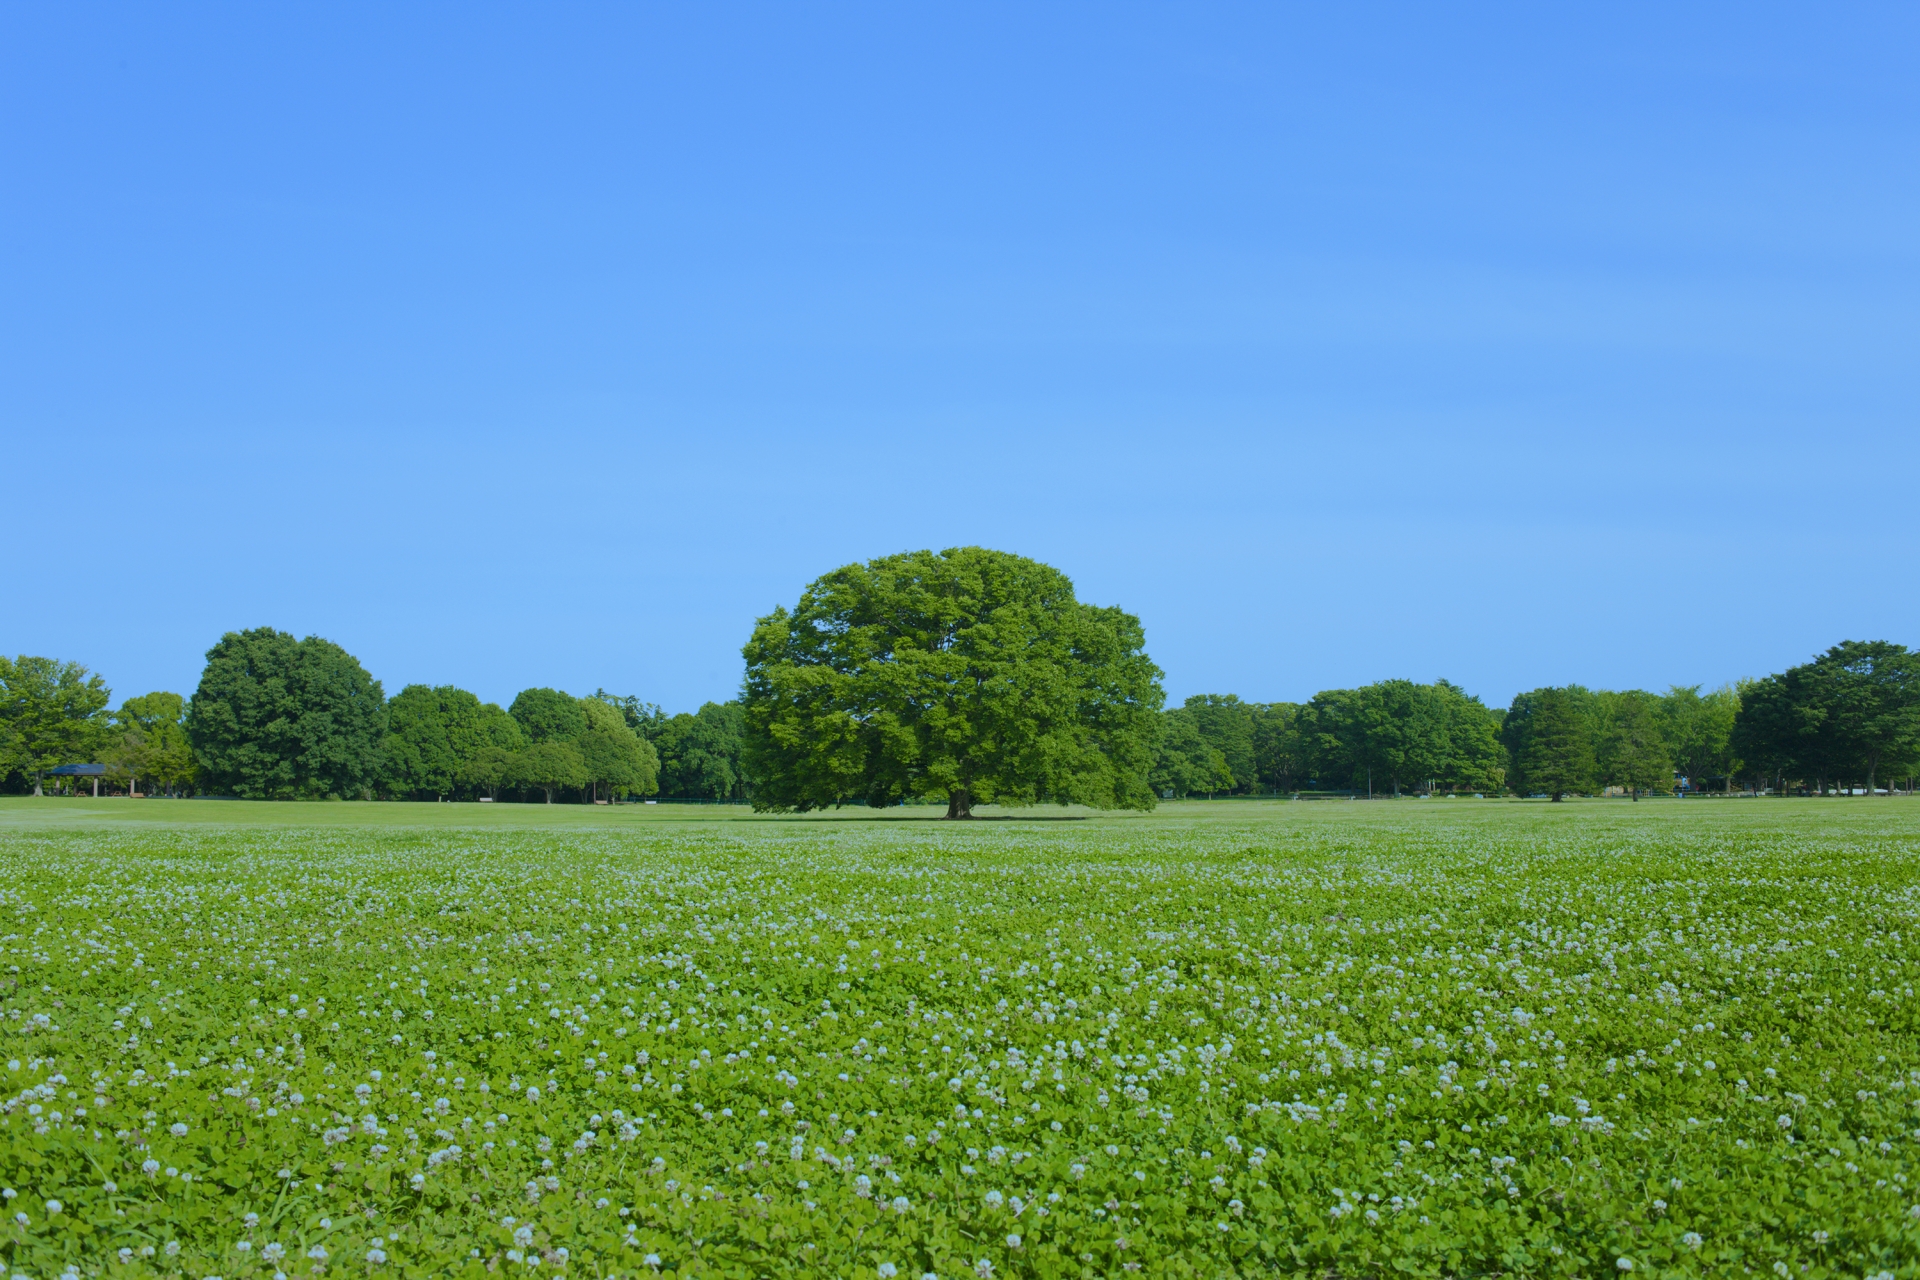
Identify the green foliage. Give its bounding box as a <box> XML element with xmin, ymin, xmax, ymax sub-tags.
<box><xmin>0</xmin><ymin>655</ymin><xmax>113</xmax><ymax>793</ymax></box>
<box><xmin>1297</xmin><ymin>680</ymin><xmax>1501</xmax><ymax>794</ymax></box>
<box><xmin>383</xmin><ymin>685</ymin><xmax>525</xmax><ymax>799</ymax></box>
<box><xmin>651</xmin><ymin>701</ymin><xmax>748</xmax><ymax>800</ymax></box>
<box><xmin>1251</xmin><ymin>702</ymin><xmax>1307</xmax><ymax>791</ymax></box>
<box><xmin>509</xmin><ymin>688</ymin><xmax>589</xmax><ymax>745</ymax></box>
<box><xmin>110</xmin><ymin>691</ymin><xmax>197</xmax><ymax>795</ymax></box>
<box><xmin>1659</xmin><ymin>684</ymin><xmax>1741</xmax><ymax>787</ymax></box>
<box><xmin>1599</xmin><ymin>690</ymin><xmax>1672</xmax><ymax>798</ymax></box>
<box><xmin>594</xmin><ymin>690</ymin><xmax>668</xmax><ymax>738</ymax></box>
<box><xmin>1504</xmin><ymin>686</ymin><xmax>1600</xmax><ymax>799</ymax></box>
<box><xmin>1149</xmin><ymin>706</ymin><xmax>1233</xmax><ymax>798</ymax></box>
<box><xmin>577</xmin><ymin>699</ymin><xmax>660</xmax><ymax>801</ymax></box>
<box><xmin>185</xmin><ymin>628</ymin><xmax>388</xmax><ymax>800</ymax></box>
<box><xmin>742</xmin><ymin>547</ymin><xmax>1163</xmax><ymax>816</ymax></box>
<box><xmin>1733</xmin><ymin>640</ymin><xmax>1920</xmax><ymax>792</ymax></box>
<box><xmin>0</xmin><ymin>800</ymin><xmax>1914</xmax><ymax>1278</ymax></box>
<box><xmin>507</xmin><ymin>739</ymin><xmax>588</xmax><ymax>802</ymax></box>
<box><xmin>1179</xmin><ymin>695</ymin><xmax>1257</xmax><ymax>790</ymax></box>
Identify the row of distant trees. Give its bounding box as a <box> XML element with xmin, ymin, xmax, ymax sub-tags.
<box><xmin>1149</xmin><ymin>641</ymin><xmax>1918</xmax><ymax>800</ymax></box>
<box><xmin>4</xmin><ymin>621</ymin><xmax>1914</xmax><ymax>804</ymax></box>
<box><xmin>0</xmin><ymin>628</ymin><xmax>746</xmax><ymax>802</ymax></box>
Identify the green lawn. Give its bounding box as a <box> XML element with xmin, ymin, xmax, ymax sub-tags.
<box><xmin>1</xmin><ymin>798</ymin><xmax>1915</xmax><ymax>1278</ymax></box>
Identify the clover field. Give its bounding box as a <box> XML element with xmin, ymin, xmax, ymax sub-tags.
<box><xmin>1</xmin><ymin>798</ymin><xmax>1917</xmax><ymax>1279</ymax></box>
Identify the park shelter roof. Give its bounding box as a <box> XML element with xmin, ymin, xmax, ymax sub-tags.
<box><xmin>48</xmin><ymin>763</ymin><xmax>106</xmax><ymax>776</ymax></box>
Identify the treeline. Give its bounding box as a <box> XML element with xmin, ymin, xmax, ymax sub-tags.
<box><xmin>1152</xmin><ymin>640</ymin><xmax>1918</xmax><ymax>800</ymax></box>
<box><xmin>4</xmin><ymin>628</ymin><xmax>1914</xmax><ymax>802</ymax></box>
<box><xmin>0</xmin><ymin>628</ymin><xmax>746</xmax><ymax>802</ymax></box>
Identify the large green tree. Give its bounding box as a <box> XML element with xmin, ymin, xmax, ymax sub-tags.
<box><xmin>1150</xmin><ymin>707</ymin><xmax>1233</xmax><ymax>798</ymax></box>
<box><xmin>110</xmin><ymin>691</ymin><xmax>197</xmax><ymax>796</ymax></box>
<box><xmin>742</xmin><ymin>547</ymin><xmax>1163</xmax><ymax>817</ymax></box>
<box><xmin>0</xmin><ymin>655</ymin><xmax>113</xmax><ymax>795</ymax></box>
<box><xmin>384</xmin><ymin>685</ymin><xmax>525</xmax><ymax>799</ymax></box>
<box><xmin>1504</xmin><ymin>686</ymin><xmax>1599</xmax><ymax>800</ymax></box>
<box><xmin>577</xmin><ymin>698</ymin><xmax>660</xmax><ymax>801</ymax></box>
<box><xmin>186</xmin><ymin>628</ymin><xmax>387</xmax><ymax>799</ymax></box>
<box><xmin>652</xmin><ymin>701</ymin><xmax>747</xmax><ymax>800</ymax></box>
<box><xmin>1600</xmin><ymin>690</ymin><xmax>1671</xmax><ymax>799</ymax></box>
<box><xmin>1433</xmin><ymin>681</ymin><xmax>1506</xmax><ymax>792</ymax></box>
<box><xmin>1732</xmin><ymin>667</ymin><xmax>1829</xmax><ymax>792</ymax></box>
<box><xmin>508</xmin><ymin>740</ymin><xmax>587</xmax><ymax>804</ymax></box>
<box><xmin>510</xmin><ymin>687</ymin><xmax>589</xmax><ymax>744</ymax></box>
<box><xmin>1732</xmin><ymin>641</ymin><xmax>1920</xmax><ymax>794</ymax></box>
<box><xmin>1813</xmin><ymin>640</ymin><xmax>1920</xmax><ymax>794</ymax></box>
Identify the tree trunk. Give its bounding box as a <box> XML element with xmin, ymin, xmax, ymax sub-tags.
<box><xmin>945</xmin><ymin>789</ymin><xmax>974</xmax><ymax>819</ymax></box>
<box><xmin>32</xmin><ymin>771</ymin><xmax>42</xmax><ymax>797</ymax></box>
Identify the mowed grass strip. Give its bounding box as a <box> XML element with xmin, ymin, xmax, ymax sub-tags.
<box><xmin>0</xmin><ymin>799</ymin><xmax>1915</xmax><ymax>1278</ymax></box>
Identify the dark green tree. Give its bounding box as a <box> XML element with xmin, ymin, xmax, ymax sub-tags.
<box><xmin>0</xmin><ymin>655</ymin><xmax>113</xmax><ymax>795</ymax></box>
<box><xmin>1504</xmin><ymin>686</ymin><xmax>1598</xmax><ymax>800</ymax></box>
<box><xmin>186</xmin><ymin>628</ymin><xmax>387</xmax><ymax>800</ymax></box>
<box><xmin>1251</xmin><ymin>702</ymin><xmax>1306</xmax><ymax>793</ymax></box>
<box><xmin>1732</xmin><ymin>668</ymin><xmax>1829</xmax><ymax>792</ymax></box>
<box><xmin>742</xmin><ymin>547</ymin><xmax>1163</xmax><ymax>817</ymax></box>
<box><xmin>1814</xmin><ymin>640</ymin><xmax>1920</xmax><ymax>794</ymax></box>
<box><xmin>653</xmin><ymin>701</ymin><xmax>747</xmax><ymax>800</ymax></box>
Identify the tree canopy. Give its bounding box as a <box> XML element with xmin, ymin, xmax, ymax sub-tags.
<box><xmin>185</xmin><ymin>628</ymin><xmax>387</xmax><ymax>799</ymax></box>
<box><xmin>0</xmin><ymin>655</ymin><xmax>112</xmax><ymax>795</ymax></box>
<box><xmin>1733</xmin><ymin>640</ymin><xmax>1920</xmax><ymax>793</ymax></box>
<box><xmin>111</xmin><ymin>691</ymin><xmax>197</xmax><ymax>796</ymax></box>
<box><xmin>384</xmin><ymin>685</ymin><xmax>524</xmax><ymax>799</ymax></box>
<box><xmin>742</xmin><ymin>547</ymin><xmax>1163</xmax><ymax>817</ymax></box>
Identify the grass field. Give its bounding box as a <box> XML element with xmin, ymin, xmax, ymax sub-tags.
<box><xmin>0</xmin><ymin>797</ymin><xmax>1916</xmax><ymax>1279</ymax></box>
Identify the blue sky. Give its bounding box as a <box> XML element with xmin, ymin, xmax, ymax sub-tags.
<box><xmin>5</xmin><ymin>4</ymin><xmax>1915</xmax><ymax>713</ymax></box>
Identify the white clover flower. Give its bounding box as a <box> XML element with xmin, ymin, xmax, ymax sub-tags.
<box><xmin>142</xmin><ymin>1159</ymin><xmax>160</xmax><ymax>1175</ymax></box>
<box><xmin>1006</xmin><ymin>1233</ymin><xmax>1022</xmax><ymax>1249</ymax></box>
<box><xmin>171</xmin><ymin>1122</ymin><xmax>189</xmax><ymax>1136</ymax></box>
<box><xmin>1616</xmin><ymin>1259</ymin><xmax>1633</xmax><ymax>1272</ymax></box>
<box><xmin>1777</xmin><ymin>1114</ymin><xmax>1793</xmax><ymax>1131</ymax></box>
<box><xmin>1681</xmin><ymin>1232</ymin><xmax>1702</xmax><ymax>1250</ymax></box>
<box><xmin>878</xmin><ymin>1266</ymin><xmax>898</xmax><ymax>1279</ymax></box>
<box><xmin>44</xmin><ymin>1200</ymin><xmax>61</xmax><ymax>1214</ymax></box>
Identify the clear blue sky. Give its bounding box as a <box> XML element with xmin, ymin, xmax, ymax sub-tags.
<box><xmin>5</xmin><ymin>4</ymin><xmax>1915</xmax><ymax>714</ymax></box>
